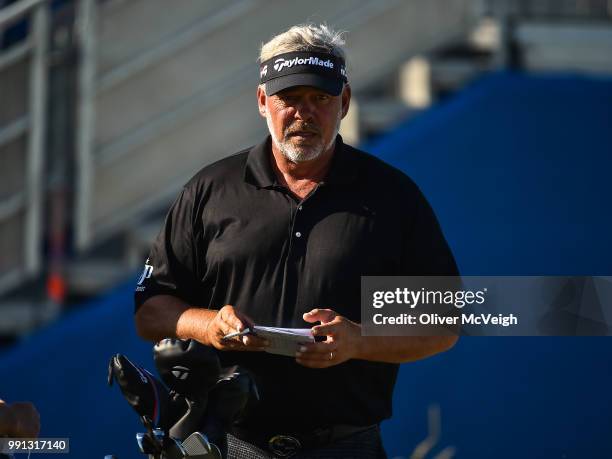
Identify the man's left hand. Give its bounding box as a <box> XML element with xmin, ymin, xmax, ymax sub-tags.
<box><xmin>296</xmin><ymin>308</ymin><xmax>361</xmax><ymax>368</ymax></box>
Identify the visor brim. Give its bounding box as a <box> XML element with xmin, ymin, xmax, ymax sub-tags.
<box><xmin>265</xmin><ymin>73</ymin><xmax>343</xmax><ymax>96</ymax></box>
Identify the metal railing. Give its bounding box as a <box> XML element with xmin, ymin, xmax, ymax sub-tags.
<box><xmin>0</xmin><ymin>0</ymin><xmax>48</xmax><ymax>295</ymax></box>
<box><xmin>74</xmin><ymin>0</ymin><xmax>263</xmax><ymax>249</ymax></box>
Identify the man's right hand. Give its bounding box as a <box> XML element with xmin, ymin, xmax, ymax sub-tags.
<box><xmin>0</xmin><ymin>400</ymin><xmax>40</xmax><ymax>438</ymax></box>
<box><xmin>203</xmin><ymin>305</ymin><xmax>269</xmax><ymax>351</ymax></box>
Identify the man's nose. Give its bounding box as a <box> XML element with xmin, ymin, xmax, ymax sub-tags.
<box><xmin>293</xmin><ymin>99</ymin><xmax>315</xmax><ymax>121</ymax></box>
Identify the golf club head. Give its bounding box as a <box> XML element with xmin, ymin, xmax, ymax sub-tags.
<box><xmin>181</xmin><ymin>432</ymin><xmax>222</xmax><ymax>459</ymax></box>
<box><xmin>153</xmin><ymin>339</ymin><xmax>221</xmax><ymax>399</ymax></box>
<box><xmin>208</xmin><ymin>368</ymin><xmax>258</xmax><ymax>428</ymax></box>
<box><xmin>108</xmin><ymin>354</ymin><xmax>183</xmax><ymax>429</ymax></box>
<box><xmin>136</xmin><ymin>429</ymin><xmax>164</xmax><ymax>455</ymax></box>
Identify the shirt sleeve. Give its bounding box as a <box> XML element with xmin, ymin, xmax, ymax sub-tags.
<box><xmin>402</xmin><ymin>186</ymin><xmax>459</xmax><ymax>276</ymax></box>
<box><xmin>134</xmin><ymin>186</ymin><xmax>202</xmax><ymax>312</ymax></box>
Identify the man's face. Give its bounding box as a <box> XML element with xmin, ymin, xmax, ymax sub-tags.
<box><xmin>258</xmin><ymin>84</ymin><xmax>351</xmax><ymax>163</ymax></box>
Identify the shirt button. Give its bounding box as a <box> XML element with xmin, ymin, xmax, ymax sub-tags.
<box><xmin>295</xmin><ymin>231</ymin><xmax>302</xmax><ymax>238</ymax></box>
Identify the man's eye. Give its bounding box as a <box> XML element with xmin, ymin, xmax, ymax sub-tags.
<box><xmin>317</xmin><ymin>95</ymin><xmax>329</xmax><ymax>102</ymax></box>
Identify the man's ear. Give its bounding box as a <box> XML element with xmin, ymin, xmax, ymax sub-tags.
<box><xmin>257</xmin><ymin>85</ymin><xmax>267</xmax><ymax>118</ymax></box>
<box><xmin>340</xmin><ymin>84</ymin><xmax>351</xmax><ymax>119</ymax></box>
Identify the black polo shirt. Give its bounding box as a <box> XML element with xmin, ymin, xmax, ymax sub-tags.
<box><xmin>135</xmin><ymin>135</ymin><xmax>458</xmax><ymax>433</ymax></box>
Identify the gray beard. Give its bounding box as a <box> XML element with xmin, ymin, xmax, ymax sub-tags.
<box><xmin>267</xmin><ymin>112</ymin><xmax>342</xmax><ymax>163</ymax></box>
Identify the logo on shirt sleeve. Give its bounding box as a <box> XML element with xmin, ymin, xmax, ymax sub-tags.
<box><xmin>136</xmin><ymin>258</ymin><xmax>154</xmax><ymax>290</ymax></box>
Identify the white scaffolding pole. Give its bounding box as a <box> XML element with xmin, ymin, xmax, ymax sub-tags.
<box><xmin>75</xmin><ymin>0</ymin><xmax>96</xmax><ymax>250</ymax></box>
<box><xmin>24</xmin><ymin>1</ymin><xmax>48</xmax><ymax>276</ymax></box>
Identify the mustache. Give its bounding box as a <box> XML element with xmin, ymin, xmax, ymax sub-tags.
<box><xmin>284</xmin><ymin>123</ymin><xmax>320</xmax><ymax>136</ymax></box>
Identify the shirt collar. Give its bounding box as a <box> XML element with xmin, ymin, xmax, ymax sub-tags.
<box><xmin>244</xmin><ymin>134</ymin><xmax>358</xmax><ymax>188</ymax></box>
<box><xmin>244</xmin><ymin>136</ymin><xmax>277</xmax><ymax>187</ymax></box>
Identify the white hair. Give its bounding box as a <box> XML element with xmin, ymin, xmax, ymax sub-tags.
<box><xmin>259</xmin><ymin>23</ymin><xmax>347</xmax><ymax>63</ymax></box>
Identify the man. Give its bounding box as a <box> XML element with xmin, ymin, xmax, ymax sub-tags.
<box><xmin>135</xmin><ymin>24</ymin><xmax>458</xmax><ymax>458</ymax></box>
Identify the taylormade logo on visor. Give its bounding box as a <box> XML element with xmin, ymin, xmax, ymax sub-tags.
<box><xmin>273</xmin><ymin>56</ymin><xmax>334</xmax><ymax>72</ymax></box>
